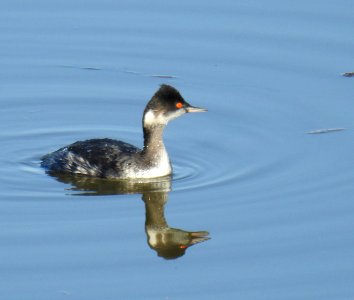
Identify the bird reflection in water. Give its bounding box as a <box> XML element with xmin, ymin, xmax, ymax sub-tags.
<box><xmin>50</xmin><ymin>173</ymin><xmax>210</xmax><ymax>259</ymax></box>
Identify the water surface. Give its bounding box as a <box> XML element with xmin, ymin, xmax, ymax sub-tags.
<box><xmin>1</xmin><ymin>0</ymin><xmax>354</xmax><ymax>299</ymax></box>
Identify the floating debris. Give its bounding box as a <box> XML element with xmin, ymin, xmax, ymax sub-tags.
<box><xmin>58</xmin><ymin>65</ymin><xmax>101</xmax><ymax>71</ymax></box>
<box><xmin>123</xmin><ymin>70</ymin><xmax>141</xmax><ymax>75</ymax></box>
<box><xmin>342</xmin><ymin>72</ymin><xmax>354</xmax><ymax>77</ymax></box>
<box><xmin>81</xmin><ymin>67</ymin><xmax>101</xmax><ymax>71</ymax></box>
<box><xmin>58</xmin><ymin>65</ymin><xmax>176</xmax><ymax>78</ymax></box>
<box><xmin>307</xmin><ymin>128</ymin><xmax>345</xmax><ymax>134</ymax></box>
<box><xmin>151</xmin><ymin>74</ymin><xmax>177</xmax><ymax>79</ymax></box>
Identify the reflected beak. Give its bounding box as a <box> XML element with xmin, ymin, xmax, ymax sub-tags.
<box><xmin>190</xmin><ymin>231</ymin><xmax>210</xmax><ymax>245</ymax></box>
<box><xmin>185</xmin><ymin>105</ymin><xmax>208</xmax><ymax>113</ymax></box>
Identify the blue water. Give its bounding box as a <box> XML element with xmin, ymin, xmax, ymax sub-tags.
<box><xmin>1</xmin><ymin>0</ymin><xmax>354</xmax><ymax>299</ymax></box>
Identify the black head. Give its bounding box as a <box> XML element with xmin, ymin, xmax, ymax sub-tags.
<box><xmin>143</xmin><ymin>84</ymin><xmax>206</xmax><ymax>127</ymax></box>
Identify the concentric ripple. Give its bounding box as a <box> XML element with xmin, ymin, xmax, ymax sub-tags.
<box><xmin>2</xmin><ymin>109</ymin><xmax>346</xmax><ymax>202</ymax></box>
<box><xmin>0</xmin><ymin>122</ymin><xmax>254</xmax><ymax>198</ymax></box>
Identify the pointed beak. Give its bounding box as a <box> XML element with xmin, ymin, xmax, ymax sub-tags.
<box><xmin>190</xmin><ymin>231</ymin><xmax>210</xmax><ymax>245</ymax></box>
<box><xmin>185</xmin><ymin>105</ymin><xmax>208</xmax><ymax>113</ymax></box>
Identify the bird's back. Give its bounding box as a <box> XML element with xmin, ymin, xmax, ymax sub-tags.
<box><xmin>41</xmin><ymin>138</ymin><xmax>140</xmax><ymax>178</ymax></box>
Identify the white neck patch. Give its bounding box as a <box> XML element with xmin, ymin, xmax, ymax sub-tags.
<box><xmin>144</xmin><ymin>110</ymin><xmax>167</xmax><ymax>126</ymax></box>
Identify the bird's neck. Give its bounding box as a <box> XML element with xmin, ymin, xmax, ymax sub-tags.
<box><xmin>142</xmin><ymin>125</ymin><xmax>170</xmax><ymax>167</ymax></box>
<box><xmin>143</xmin><ymin>124</ymin><xmax>164</xmax><ymax>149</ymax></box>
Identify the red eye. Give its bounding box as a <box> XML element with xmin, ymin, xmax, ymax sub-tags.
<box><xmin>176</xmin><ymin>102</ymin><xmax>183</xmax><ymax>109</ymax></box>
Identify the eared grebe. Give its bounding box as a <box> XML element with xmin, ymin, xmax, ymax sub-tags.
<box><xmin>41</xmin><ymin>85</ymin><xmax>206</xmax><ymax>179</ymax></box>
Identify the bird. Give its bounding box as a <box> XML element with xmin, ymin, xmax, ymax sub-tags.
<box><xmin>41</xmin><ymin>84</ymin><xmax>207</xmax><ymax>179</ymax></box>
